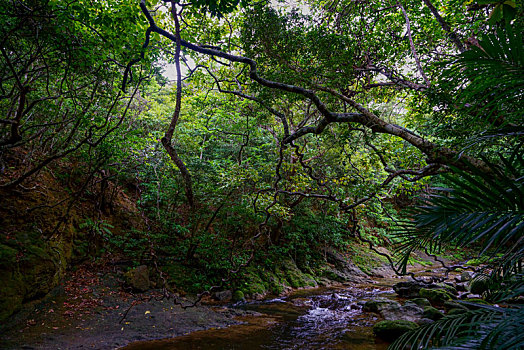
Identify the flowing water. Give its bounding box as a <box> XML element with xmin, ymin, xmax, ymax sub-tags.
<box><xmin>123</xmin><ymin>277</ymin><xmax>406</xmax><ymax>350</ymax></box>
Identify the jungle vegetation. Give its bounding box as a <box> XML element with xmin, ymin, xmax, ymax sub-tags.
<box><xmin>0</xmin><ymin>0</ymin><xmax>522</xmax><ymax>348</ymax></box>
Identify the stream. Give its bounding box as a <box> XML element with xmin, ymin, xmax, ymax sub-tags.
<box><xmin>122</xmin><ymin>277</ymin><xmax>408</xmax><ymax>350</ymax></box>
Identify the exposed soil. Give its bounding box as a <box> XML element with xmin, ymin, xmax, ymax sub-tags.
<box><xmin>0</xmin><ymin>263</ymin><xmax>259</xmax><ymax>350</ymax></box>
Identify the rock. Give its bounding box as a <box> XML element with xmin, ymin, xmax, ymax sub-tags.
<box><xmin>124</xmin><ymin>265</ymin><xmax>150</xmax><ymax>292</ymax></box>
<box><xmin>455</xmin><ymin>282</ymin><xmax>468</xmax><ymax>292</ymax></box>
<box><xmin>373</xmin><ymin>320</ymin><xmax>419</xmax><ymax>342</ymax></box>
<box><xmin>465</xmin><ymin>293</ymin><xmax>482</xmax><ymax>299</ymax></box>
<box><xmin>213</xmin><ymin>290</ymin><xmax>233</xmax><ymax>302</ymax></box>
<box><xmin>444</xmin><ymin>301</ymin><xmax>467</xmax><ymax>310</ymax></box>
<box><xmin>363</xmin><ymin>298</ymin><xmax>401</xmax><ymax>313</ymax></box>
<box><xmin>448</xmin><ymin>308</ymin><xmax>467</xmax><ymax>316</ymax></box>
<box><xmin>459</xmin><ymin>271</ymin><xmax>474</xmax><ymax>282</ymax></box>
<box><xmin>405</xmin><ymin>298</ymin><xmax>431</xmax><ymax>308</ymax></box>
<box><xmin>322</xmin><ymin>249</ymin><xmax>369</xmax><ymax>283</ymax></box>
<box><xmin>393</xmin><ymin>281</ymin><xmax>425</xmax><ymax>298</ymax></box>
<box><xmin>423</xmin><ymin>306</ymin><xmax>444</xmax><ymax>321</ymax></box>
<box><xmin>232</xmin><ymin>290</ymin><xmax>245</xmax><ymax>302</ymax></box>
<box><xmin>437</xmin><ymin>283</ymin><xmax>458</xmax><ymax>296</ymax></box>
<box><xmin>382</xmin><ymin>303</ymin><xmax>424</xmax><ymax>322</ymax></box>
<box><xmin>419</xmin><ymin>288</ymin><xmax>452</xmax><ymax>305</ymax></box>
<box><xmin>469</xmin><ymin>277</ymin><xmax>489</xmax><ymax>295</ymax></box>
<box><xmin>417</xmin><ymin>318</ymin><xmax>435</xmax><ymax>326</ymax></box>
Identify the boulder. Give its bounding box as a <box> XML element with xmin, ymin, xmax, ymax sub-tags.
<box><xmin>444</xmin><ymin>301</ymin><xmax>467</xmax><ymax>310</ymax></box>
<box><xmin>322</xmin><ymin>249</ymin><xmax>369</xmax><ymax>283</ymax></box>
<box><xmin>213</xmin><ymin>290</ymin><xmax>233</xmax><ymax>302</ymax></box>
<box><xmin>382</xmin><ymin>303</ymin><xmax>424</xmax><ymax>322</ymax></box>
<box><xmin>232</xmin><ymin>290</ymin><xmax>245</xmax><ymax>302</ymax></box>
<box><xmin>455</xmin><ymin>282</ymin><xmax>468</xmax><ymax>292</ymax></box>
<box><xmin>423</xmin><ymin>306</ymin><xmax>444</xmax><ymax>321</ymax></box>
<box><xmin>393</xmin><ymin>281</ymin><xmax>425</xmax><ymax>298</ymax></box>
<box><xmin>419</xmin><ymin>288</ymin><xmax>452</xmax><ymax>305</ymax></box>
<box><xmin>448</xmin><ymin>308</ymin><xmax>467</xmax><ymax>316</ymax></box>
<box><xmin>373</xmin><ymin>320</ymin><xmax>419</xmax><ymax>342</ymax></box>
<box><xmin>437</xmin><ymin>283</ymin><xmax>458</xmax><ymax>296</ymax></box>
<box><xmin>469</xmin><ymin>277</ymin><xmax>489</xmax><ymax>295</ymax></box>
<box><xmin>417</xmin><ymin>318</ymin><xmax>435</xmax><ymax>326</ymax></box>
<box><xmin>363</xmin><ymin>298</ymin><xmax>401</xmax><ymax>313</ymax></box>
<box><xmin>405</xmin><ymin>298</ymin><xmax>431</xmax><ymax>308</ymax></box>
<box><xmin>459</xmin><ymin>271</ymin><xmax>474</xmax><ymax>282</ymax></box>
<box><xmin>124</xmin><ymin>265</ymin><xmax>150</xmax><ymax>292</ymax></box>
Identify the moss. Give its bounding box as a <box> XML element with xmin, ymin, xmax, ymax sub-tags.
<box><xmin>232</xmin><ymin>290</ymin><xmax>245</xmax><ymax>302</ymax></box>
<box><xmin>437</xmin><ymin>283</ymin><xmax>458</xmax><ymax>296</ymax></box>
<box><xmin>373</xmin><ymin>320</ymin><xmax>419</xmax><ymax>342</ymax></box>
<box><xmin>423</xmin><ymin>306</ymin><xmax>444</xmax><ymax>321</ymax></box>
<box><xmin>347</xmin><ymin>244</ymin><xmax>386</xmax><ymax>274</ymax></box>
<box><xmin>419</xmin><ymin>288</ymin><xmax>452</xmax><ymax>305</ymax></box>
<box><xmin>406</xmin><ymin>298</ymin><xmax>431</xmax><ymax>307</ymax></box>
<box><xmin>448</xmin><ymin>308</ymin><xmax>467</xmax><ymax>316</ymax></box>
<box><xmin>0</xmin><ymin>244</ymin><xmax>18</xmax><ymax>267</ymax></box>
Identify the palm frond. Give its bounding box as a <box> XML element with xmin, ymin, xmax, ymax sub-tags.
<box><xmin>443</xmin><ymin>23</ymin><xmax>524</xmax><ymax>126</ymax></box>
<box><xmin>393</xmin><ymin>153</ymin><xmax>524</xmax><ymax>274</ymax></box>
<box><xmin>389</xmin><ymin>305</ymin><xmax>524</xmax><ymax>350</ymax></box>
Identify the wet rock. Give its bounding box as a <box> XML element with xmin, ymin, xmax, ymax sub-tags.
<box><xmin>464</xmin><ymin>293</ymin><xmax>482</xmax><ymax>299</ymax></box>
<box><xmin>363</xmin><ymin>298</ymin><xmax>401</xmax><ymax>313</ymax></box>
<box><xmin>423</xmin><ymin>306</ymin><xmax>444</xmax><ymax>321</ymax></box>
<box><xmin>373</xmin><ymin>320</ymin><xmax>419</xmax><ymax>342</ymax></box>
<box><xmin>452</xmin><ymin>271</ymin><xmax>470</xmax><ymax>282</ymax></box>
<box><xmin>213</xmin><ymin>290</ymin><xmax>233</xmax><ymax>302</ymax></box>
<box><xmin>405</xmin><ymin>298</ymin><xmax>431</xmax><ymax>308</ymax></box>
<box><xmin>381</xmin><ymin>303</ymin><xmax>424</xmax><ymax>322</ymax></box>
<box><xmin>124</xmin><ymin>265</ymin><xmax>150</xmax><ymax>292</ymax></box>
<box><xmin>393</xmin><ymin>281</ymin><xmax>425</xmax><ymax>298</ymax></box>
<box><xmin>419</xmin><ymin>288</ymin><xmax>452</xmax><ymax>305</ymax></box>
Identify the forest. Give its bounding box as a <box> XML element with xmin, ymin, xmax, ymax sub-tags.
<box><xmin>0</xmin><ymin>0</ymin><xmax>522</xmax><ymax>349</ymax></box>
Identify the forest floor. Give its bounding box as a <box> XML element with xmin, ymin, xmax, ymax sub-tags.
<box><xmin>0</xmin><ymin>263</ymin><xmax>262</xmax><ymax>350</ymax></box>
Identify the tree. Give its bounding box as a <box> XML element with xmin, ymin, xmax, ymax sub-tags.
<box><xmin>0</xmin><ymin>0</ymin><xmax>153</xmax><ymax>188</ymax></box>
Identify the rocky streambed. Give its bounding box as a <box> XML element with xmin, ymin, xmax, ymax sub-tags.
<box><xmin>120</xmin><ymin>268</ymin><xmax>489</xmax><ymax>349</ymax></box>
<box><xmin>0</xmin><ymin>259</ymin><xmax>488</xmax><ymax>350</ymax></box>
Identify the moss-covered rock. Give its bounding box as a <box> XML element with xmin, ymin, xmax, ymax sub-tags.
<box><xmin>363</xmin><ymin>298</ymin><xmax>401</xmax><ymax>313</ymax></box>
<box><xmin>405</xmin><ymin>298</ymin><xmax>431</xmax><ymax>308</ymax></box>
<box><xmin>469</xmin><ymin>277</ymin><xmax>489</xmax><ymax>295</ymax></box>
<box><xmin>444</xmin><ymin>301</ymin><xmax>468</xmax><ymax>310</ymax></box>
<box><xmin>373</xmin><ymin>320</ymin><xmax>419</xmax><ymax>342</ymax></box>
<box><xmin>0</xmin><ymin>232</ymin><xmax>69</xmax><ymax>322</ymax></box>
<box><xmin>437</xmin><ymin>283</ymin><xmax>458</xmax><ymax>296</ymax></box>
<box><xmin>448</xmin><ymin>308</ymin><xmax>468</xmax><ymax>316</ymax></box>
<box><xmin>423</xmin><ymin>306</ymin><xmax>444</xmax><ymax>321</ymax></box>
<box><xmin>124</xmin><ymin>265</ymin><xmax>150</xmax><ymax>292</ymax></box>
<box><xmin>232</xmin><ymin>290</ymin><xmax>245</xmax><ymax>302</ymax></box>
<box><xmin>419</xmin><ymin>288</ymin><xmax>452</xmax><ymax>305</ymax></box>
<box><xmin>393</xmin><ymin>281</ymin><xmax>424</xmax><ymax>298</ymax></box>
